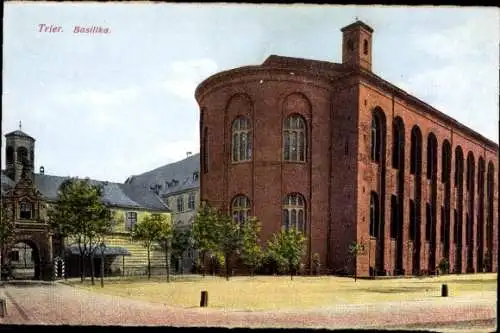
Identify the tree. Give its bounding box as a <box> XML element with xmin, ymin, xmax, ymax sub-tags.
<box><xmin>192</xmin><ymin>202</ymin><xmax>219</xmax><ymax>277</ymax></box>
<box><xmin>0</xmin><ymin>205</ymin><xmax>16</xmax><ymax>281</ymax></box>
<box><xmin>266</xmin><ymin>228</ymin><xmax>306</xmax><ymax>280</ymax></box>
<box><xmin>48</xmin><ymin>178</ymin><xmax>114</xmax><ymax>284</ymax></box>
<box><xmin>170</xmin><ymin>222</ymin><xmax>192</xmax><ymax>275</ymax></box>
<box><xmin>131</xmin><ymin>213</ymin><xmax>162</xmax><ymax>280</ymax></box>
<box><xmin>240</xmin><ymin>216</ymin><xmax>264</xmax><ymax>276</ymax></box>
<box><xmin>155</xmin><ymin>214</ymin><xmax>173</xmax><ymax>282</ymax></box>
<box><xmin>348</xmin><ymin>241</ymin><xmax>366</xmax><ymax>282</ymax></box>
<box><xmin>215</xmin><ymin>211</ymin><xmax>241</xmax><ymax>281</ymax></box>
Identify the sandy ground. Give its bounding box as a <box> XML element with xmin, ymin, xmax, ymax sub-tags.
<box><xmin>0</xmin><ymin>282</ymin><xmax>496</xmax><ymax>332</ymax></box>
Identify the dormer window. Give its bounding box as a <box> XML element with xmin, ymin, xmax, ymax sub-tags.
<box><xmin>19</xmin><ymin>200</ymin><xmax>33</xmax><ymax>219</ymax></box>
<box><xmin>193</xmin><ymin>171</ymin><xmax>199</xmax><ymax>181</ymax></box>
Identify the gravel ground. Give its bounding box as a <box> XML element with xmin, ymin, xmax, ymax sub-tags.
<box><xmin>0</xmin><ymin>282</ymin><xmax>496</xmax><ymax>331</ymax></box>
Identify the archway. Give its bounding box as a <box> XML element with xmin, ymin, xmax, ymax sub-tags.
<box><xmin>7</xmin><ymin>240</ymin><xmax>41</xmax><ymax>280</ymax></box>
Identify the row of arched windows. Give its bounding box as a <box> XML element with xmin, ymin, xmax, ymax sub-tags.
<box><xmin>231</xmin><ymin>115</ymin><xmax>307</xmax><ymax>163</ymax></box>
<box><xmin>231</xmin><ymin>193</ymin><xmax>306</xmax><ymax>233</ymax></box>
<box><xmin>371</xmin><ymin>111</ymin><xmax>496</xmax><ymax>190</ymax></box>
<box><xmin>6</xmin><ymin>146</ymin><xmax>32</xmax><ymax>164</ymax></box>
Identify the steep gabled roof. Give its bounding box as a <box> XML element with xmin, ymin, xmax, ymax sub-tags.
<box><xmin>126</xmin><ymin>153</ymin><xmax>200</xmax><ymax>196</ymax></box>
<box><xmin>0</xmin><ymin>173</ymin><xmax>170</xmax><ymax>212</ymax></box>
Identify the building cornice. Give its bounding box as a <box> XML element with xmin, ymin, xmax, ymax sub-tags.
<box><xmin>356</xmin><ymin>68</ymin><xmax>499</xmax><ymax>152</ymax></box>
<box><xmin>195</xmin><ymin>65</ymin><xmax>337</xmax><ymax>103</ymax></box>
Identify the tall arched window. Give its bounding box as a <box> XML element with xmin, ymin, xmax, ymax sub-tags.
<box><xmin>427</xmin><ymin>133</ymin><xmax>437</xmax><ymax>180</ymax></box>
<box><xmin>442</xmin><ymin>140</ymin><xmax>452</xmax><ymax>183</ymax></box>
<box><xmin>371</xmin><ymin>116</ymin><xmax>382</xmax><ymax>163</ymax></box>
<box><xmin>369</xmin><ymin>192</ymin><xmax>380</xmax><ymax>238</ymax></box>
<box><xmin>232</xmin><ymin>117</ymin><xmax>252</xmax><ymax>162</ymax></box>
<box><xmin>17</xmin><ymin>147</ymin><xmax>28</xmax><ymax>163</ymax></box>
<box><xmin>19</xmin><ymin>200</ymin><xmax>33</xmax><ymax>219</ymax></box>
<box><xmin>454</xmin><ymin>147</ymin><xmax>464</xmax><ymax>187</ymax></box>
<box><xmin>6</xmin><ymin>147</ymin><xmax>14</xmax><ymax>164</ymax></box>
<box><xmin>466</xmin><ymin>152</ymin><xmax>475</xmax><ymax>193</ymax></box>
<box><xmin>283</xmin><ymin>115</ymin><xmax>306</xmax><ymax>162</ymax></box>
<box><xmin>363</xmin><ymin>39</ymin><xmax>369</xmax><ymax>55</ymax></box>
<box><xmin>486</xmin><ymin>161</ymin><xmax>495</xmax><ymax>270</ymax></box>
<box><xmin>282</xmin><ymin>193</ymin><xmax>305</xmax><ymax>232</ymax></box>
<box><xmin>232</xmin><ymin>195</ymin><xmax>250</xmax><ymax>224</ymax></box>
<box><xmin>392</xmin><ymin>118</ymin><xmax>404</xmax><ymax>169</ymax></box>
<box><xmin>410</xmin><ymin>126</ymin><xmax>422</xmax><ymax>175</ymax></box>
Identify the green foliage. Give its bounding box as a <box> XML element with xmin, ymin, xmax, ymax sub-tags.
<box><xmin>215</xmin><ymin>210</ymin><xmax>241</xmax><ymax>280</ymax></box>
<box><xmin>48</xmin><ymin>178</ymin><xmax>114</xmax><ymax>283</ymax></box>
<box><xmin>266</xmin><ymin>228</ymin><xmax>306</xmax><ymax>280</ymax></box>
<box><xmin>240</xmin><ymin>216</ymin><xmax>264</xmax><ymax>275</ymax></box>
<box><xmin>170</xmin><ymin>222</ymin><xmax>192</xmax><ymax>265</ymax></box>
<box><xmin>0</xmin><ymin>205</ymin><xmax>16</xmax><ymax>263</ymax></box>
<box><xmin>131</xmin><ymin>213</ymin><xmax>168</xmax><ymax>279</ymax></box>
<box><xmin>192</xmin><ymin>203</ymin><xmax>219</xmax><ymax>255</ymax></box>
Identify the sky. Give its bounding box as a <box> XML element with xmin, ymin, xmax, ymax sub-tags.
<box><xmin>3</xmin><ymin>4</ymin><xmax>499</xmax><ymax>183</ymax></box>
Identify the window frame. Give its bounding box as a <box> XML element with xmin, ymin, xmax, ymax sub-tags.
<box><xmin>231</xmin><ymin>116</ymin><xmax>252</xmax><ymax>163</ymax></box>
<box><xmin>282</xmin><ymin>193</ymin><xmax>306</xmax><ymax>233</ymax></box>
<box><xmin>283</xmin><ymin>115</ymin><xmax>307</xmax><ymax>163</ymax></box>
<box><xmin>126</xmin><ymin>211</ymin><xmax>138</xmax><ymax>231</ymax></box>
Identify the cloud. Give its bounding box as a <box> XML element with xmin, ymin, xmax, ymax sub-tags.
<box><xmin>163</xmin><ymin>58</ymin><xmax>218</xmax><ymax>100</ymax></box>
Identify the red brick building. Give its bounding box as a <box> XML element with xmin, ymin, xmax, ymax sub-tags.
<box><xmin>194</xmin><ymin>20</ymin><xmax>498</xmax><ymax>277</ymax></box>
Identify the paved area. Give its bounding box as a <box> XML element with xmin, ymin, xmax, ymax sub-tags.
<box><xmin>0</xmin><ymin>282</ymin><xmax>496</xmax><ymax>331</ymax></box>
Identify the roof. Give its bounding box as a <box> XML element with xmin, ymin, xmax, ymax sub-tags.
<box><xmin>66</xmin><ymin>244</ymin><xmax>131</xmax><ymax>256</ymax></box>
<box><xmin>126</xmin><ymin>153</ymin><xmax>200</xmax><ymax>196</ymax></box>
<box><xmin>1</xmin><ymin>172</ymin><xmax>170</xmax><ymax>212</ymax></box>
<box><xmin>4</xmin><ymin>130</ymin><xmax>35</xmax><ymax>141</ymax></box>
<box><xmin>1</xmin><ymin>172</ymin><xmax>15</xmax><ymax>195</ymax></box>
<box><xmin>340</xmin><ymin>20</ymin><xmax>374</xmax><ymax>33</ymax></box>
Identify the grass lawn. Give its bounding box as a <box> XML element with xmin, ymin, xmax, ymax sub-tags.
<box><xmin>69</xmin><ymin>273</ymin><xmax>497</xmax><ymax>312</ymax></box>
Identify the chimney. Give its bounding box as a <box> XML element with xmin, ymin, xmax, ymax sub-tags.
<box><xmin>40</xmin><ymin>166</ymin><xmax>45</xmax><ymax>175</ymax></box>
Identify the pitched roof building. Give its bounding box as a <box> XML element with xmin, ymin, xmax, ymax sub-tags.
<box><xmin>195</xmin><ymin>20</ymin><xmax>499</xmax><ymax>277</ymax></box>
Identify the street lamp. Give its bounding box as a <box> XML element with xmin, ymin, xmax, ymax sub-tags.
<box><xmin>99</xmin><ymin>242</ymin><xmax>106</xmax><ymax>288</ymax></box>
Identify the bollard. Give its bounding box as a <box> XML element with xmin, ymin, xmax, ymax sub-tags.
<box><xmin>0</xmin><ymin>298</ymin><xmax>6</xmax><ymax>318</ymax></box>
<box><xmin>200</xmin><ymin>290</ymin><xmax>208</xmax><ymax>307</ymax></box>
<box><xmin>441</xmin><ymin>284</ymin><xmax>448</xmax><ymax>297</ymax></box>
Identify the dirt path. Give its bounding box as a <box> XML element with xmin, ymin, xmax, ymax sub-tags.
<box><xmin>0</xmin><ymin>283</ymin><xmax>496</xmax><ymax>331</ymax></box>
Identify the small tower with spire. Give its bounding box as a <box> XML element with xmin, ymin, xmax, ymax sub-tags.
<box><xmin>5</xmin><ymin>122</ymin><xmax>36</xmax><ymax>182</ymax></box>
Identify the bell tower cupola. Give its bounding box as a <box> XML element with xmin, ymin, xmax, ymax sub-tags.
<box><xmin>5</xmin><ymin>121</ymin><xmax>36</xmax><ymax>182</ymax></box>
<box><xmin>341</xmin><ymin>19</ymin><xmax>374</xmax><ymax>71</ymax></box>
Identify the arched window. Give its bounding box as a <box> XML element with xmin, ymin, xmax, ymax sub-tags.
<box><xmin>17</xmin><ymin>147</ymin><xmax>28</xmax><ymax>163</ymax></box>
<box><xmin>232</xmin><ymin>195</ymin><xmax>250</xmax><ymax>224</ymax></box>
<box><xmin>371</xmin><ymin>118</ymin><xmax>380</xmax><ymax>162</ymax></box>
<box><xmin>19</xmin><ymin>200</ymin><xmax>32</xmax><ymax>219</ymax></box>
<box><xmin>410</xmin><ymin>126</ymin><xmax>422</xmax><ymax>175</ymax></box>
<box><xmin>282</xmin><ymin>193</ymin><xmax>305</xmax><ymax>232</ymax></box>
<box><xmin>283</xmin><ymin>115</ymin><xmax>306</xmax><ymax>162</ymax></box>
<box><xmin>363</xmin><ymin>39</ymin><xmax>369</xmax><ymax>55</ymax></box>
<box><xmin>466</xmin><ymin>152</ymin><xmax>475</xmax><ymax>193</ymax></box>
<box><xmin>6</xmin><ymin>147</ymin><xmax>14</xmax><ymax>164</ymax></box>
<box><xmin>232</xmin><ymin>117</ymin><xmax>252</xmax><ymax>162</ymax></box>
<box><xmin>426</xmin><ymin>133</ymin><xmax>437</xmax><ymax>180</ymax></box>
<box><xmin>454</xmin><ymin>147</ymin><xmax>464</xmax><ymax>187</ymax></box>
<box><xmin>442</xmin><ymin>140</ymin><xmax>452</xmax><ymax>183</ymax></box>
<box><xmin>392</xmin><ymin>118</ymin><xmax>405</xmax><ymax>169</ymax></box>
<box><xmin>369</xmin><ymin>192</ymin><xmax>380</xmax><ymax>238</ymax></box>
